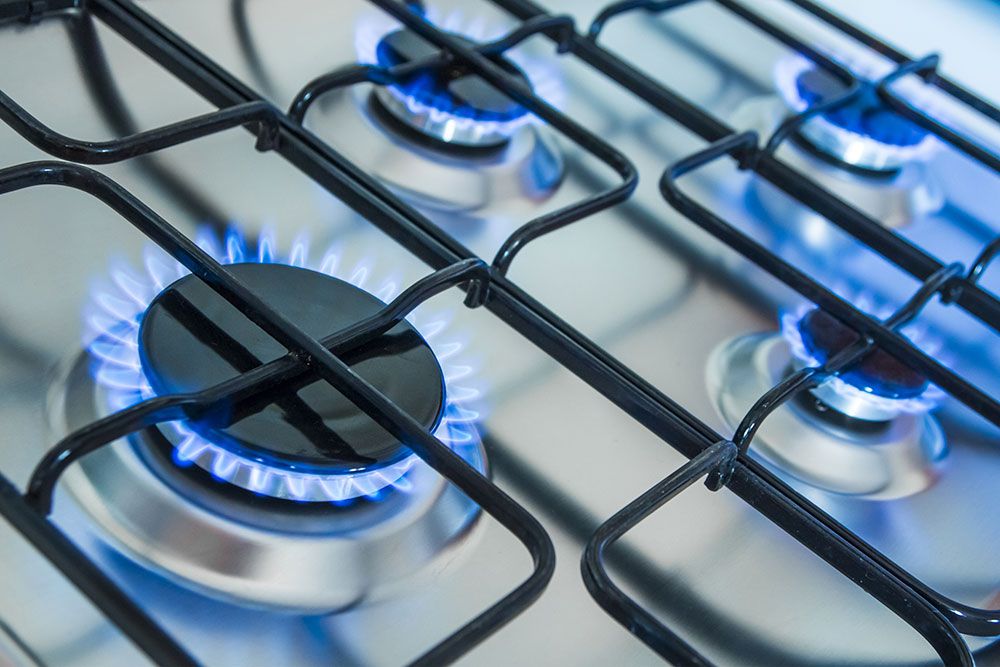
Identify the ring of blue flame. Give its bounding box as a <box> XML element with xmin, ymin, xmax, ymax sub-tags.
<box><xmin>780</xmin><ymin>292</ymin><xmax>945</xmax><ymax>415</ymax></box>
<box><xmin>86</xmin><ymin>228</ymin><xmax>485</xmax><ymax>504</ymax></box>
<box><xmin>774</xmin><ymin>54</ymin><xmax>937</xmax><ymax>163</ymax></box>
<box><xmin>355</xmin><ymin>6</ymin><xmax>565</xmax><ymax>138</ymax></box>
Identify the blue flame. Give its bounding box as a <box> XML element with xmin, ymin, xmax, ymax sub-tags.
<box><xmin>780</xmin><ymin>290</ymin><xmax>945</xmax><ymax>415</ymax></box>
<box><xmin>86</xmin><ymin>228</ymin><xmax>485</xmax><ymax>504</ymax></box>
<box><xmin>355</xmin><ymin>6</ymin><xmax>565</xmax><ymax>137</ymax></box>
<box><xmin>774</xmin><ymin>54</ymin><xmax>937</xmax><ymax>163</ymax></box>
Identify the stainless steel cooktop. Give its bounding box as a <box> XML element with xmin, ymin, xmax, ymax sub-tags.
<box><xmin>0</xmin><ymin>0</ymin><xmax>997</xmax><ymax>665</ymax></box>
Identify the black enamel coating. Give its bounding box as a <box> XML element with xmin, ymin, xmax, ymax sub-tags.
<box><xmin>140</xmin><ymin>262</ymin><xmax>444</xmax><ymax>471</ymax></box>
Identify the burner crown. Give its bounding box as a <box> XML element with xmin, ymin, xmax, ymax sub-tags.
<box><xmin>795</xmin><ymin>67</ymin><xmax>928</xmax><ymax>151</ymax></box>
<box><xmin>797</xmin><ymin>308</ymin><xmax>929</xmax><ymax>400</ymax></box>
<box><xmin>372</xmin><ymin>27</ymin><xmax>533</xmax><ymax>150</ymax></box>
<box><xmin>139</xmin><ymin>262</ymin><xmax>445</xmax><ymax>474</ymax></box>
<box><xmin>775</xmin><ymin>56</ymin><xmax>937</xmax><ymax>173</ymax></box>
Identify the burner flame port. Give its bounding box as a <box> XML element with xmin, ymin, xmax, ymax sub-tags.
<box><xmin>775</xmin><ymin>55</ymin><xmax>937</xmax><ymax>174</ymax></box>
<box><xmin>355</xmin><ymin>7</ymin><xmax>564</xmax><ymax>153</ymax></box>
<box><xmin>86</xmin><ymin>228</ymin><xmax>485</xmax><ymax>505</ymax></box>
<box><xmin>63</xmin><ymin>228</ymin><xmax>489</xmax><ymax>610</ymax></box>
<box><xmin>372</xmin><ymin>28</ymin><xmax>533</xmax><ymax>151</ymax></box>
<box><xmin>781</xmin><ymin>305</ymin><xmax>944</xmax><ymax>422</ymax></box>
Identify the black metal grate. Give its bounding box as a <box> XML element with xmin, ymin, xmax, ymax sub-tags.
<box><xmin>0</xmin><ymin>0</ymin><xmax>995</xmax><ymax>665</ymax></box>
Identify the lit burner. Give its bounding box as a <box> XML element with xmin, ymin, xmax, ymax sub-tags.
<box><xmin>781</xmin><ymin>305</ymin><xmax>943</xmax><ymax>422</ymax></box>
<box><xmin>356</xmin><ymin>8</ymin><xmax>563</xmax><ymax>151</ymax></box>
<box><xmin>87</xmin><ymin>229</ymin><xmax>483</xmax><ymax>505</ymax></box>
<box><xmin>775</xmin><ymin>55</ymin><xmax>937</xmax><ymax>173</ymax></box>
<box><xmin>708</xmin><ymin>292</ymin><xmax>947</xmax><ymax>499</ymax></box>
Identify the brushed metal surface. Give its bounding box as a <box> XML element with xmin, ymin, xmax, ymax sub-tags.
<box><xmin>0</xmin><ymin>1</ymin><xmax>997</xmax><ymax>665</ymax></box>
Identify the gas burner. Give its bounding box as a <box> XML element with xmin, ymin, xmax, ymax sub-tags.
<box><xmin>708</xmin><ymin>299</ymin><xmax>947</xmax><ymax>500</ymax></box>
<box><xmin>138</xmin><ymin>262</ymin><xmax>444</xmax><ymax>503</ymax></box>
<box><xmin>324</xmin><ymin>8</ymin><xmax>565</xmax><ymax>213</ymax></box>
<box><xmin>52</xmin><ymin>229</ymin><xmax>487</xmax><ymax>610</ymax></box>
<box><xmin>356</xmin><ymin>7</ymin><xmax>562</xmax><ymax>153</ymax></box>
<box><xmin>775</xmin><ymin>56</ymin><xmax>937</xmax><ymax>175</ymax></box>
<box><xmin>732</xmin><ymin>56</ymin><xmax>944</xmax><ymax>234</ymax></box>
<box><xmin>371</xmin><ymin>27</ymin><xmax>533</xmax><ymax>151</ymax></box>
<box><xmin>781</xmin><ymin>306</ymin><xmax>944</xmax><ymax>422</ymax></box>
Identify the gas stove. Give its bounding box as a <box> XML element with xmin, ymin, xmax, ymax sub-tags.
<box><xmin>0</xmin><ymin>0</ymin><xmax>997</xmax><ymax>665</ymax></box>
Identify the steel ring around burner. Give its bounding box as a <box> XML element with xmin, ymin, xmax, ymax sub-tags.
<box><xmin>48</xmin><ymin>353</ymin><xmax>487</xmax><ymax>612</ymax></box>
<box><xmin>707</xmin><ymin>333</ymin><xmax>945</xmax><ymax>500</ymax></box>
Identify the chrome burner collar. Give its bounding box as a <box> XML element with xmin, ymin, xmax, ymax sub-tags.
<box><xmin>48</xmin><ymin>353</ymin><xmax>486</xmax><ymax>612</ymax></box>
<box><xmin>302</xmin><ymin>86</ymin><xmax>563</xmax><ymax>215</ymax></box>
<box><xmin>796</xmin><ymin>115</ymin><xmax>930</xmax><ymax>174</ymax></box>
<box><xmin>708</xmin><ymin>333</ymin><xmax>946</xmax><ymax>500</ymax></box>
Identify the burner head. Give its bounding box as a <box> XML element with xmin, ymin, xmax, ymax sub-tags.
<box><xmin>138</xmin><ymin>262</ymin><xmax>445</xmax><ymax>497</ymax></box>
<box><xmin>798</xmin><ymin>309</ymin><xmax>928</xmax><ymax>399</ymax></box>
<box><xmin>76</xmin><ymin>230</ymin><xmax>487</xmax><ymax>608</ymax></box>
<box><xmin>708</xmin><ymin>333</ymin><xmax>945</xmax><ymax>500</ymax></box>
<box><xmin>776</xmin><ymin>57</ymin><xmax>935</xmax><ymax>174</ymax></box>
<box><xmin>87</xmin><ymin>229</ymin><xmax>484</xmax><ymax>505</ymax></box>
<box><xmin>372</xmin><ymin>28</ymin><xmax>533</xmax><ymax>151</ymax></box>
<box><xmin>784</xmin><ymin>307</ymin><xmax>941</xmax><ymax>422</ymax></box>
<box><xmin>57</xmin><ymin>347</ymin><xmax>486</xmax><ymax>611</ymax></box>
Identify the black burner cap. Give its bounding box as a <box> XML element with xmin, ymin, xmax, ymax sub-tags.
<box><xmin>372</xmin><ymin>28</ymin><xmax>532</xmax><ymax>151</ymax></box>
<box><xmin>798</xmin><ymin>308</ymin><xmax>929</xmax><ymax>399</ymax></box>
<box><xmin>794</xmin><ymin>67</ymin><xmax>928</xmax><ymax>150</ymax></box>
<box><xmin>138</xmin><ymin>263</ymin><xmax>445</xmax><ymax>474</ymax></box>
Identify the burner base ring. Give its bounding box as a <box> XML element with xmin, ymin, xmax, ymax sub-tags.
<box><xmin>48</xmin><ymin>352</ymin><xmax>486</xmax><ymax>612</ymax></box>
<box><xmin>708</xmin><ymin>333</ymin><xmax>945</xmax><ymax>500</ymax></box>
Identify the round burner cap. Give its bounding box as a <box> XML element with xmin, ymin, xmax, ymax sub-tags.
<box><xmin>139</xmin><ymin>262</ymin><xmax>445</xmax><ymax>476</ymax></box>
<box><xmin>776</xmin><ymin>57</ymin><xmax>936</xmax><ymax>174</ymax></box>
<box><xmin>796</xmin><ymin>67</ymin><xmax>928</xmax><ymax>150</ymax></box>
<box><xmin>372</xmin><ymin>28</ymin><xmax>533</xmax><ymax>150</ymax></box>
<box><xmin>797</xmin><ymin>308</ymin><xmax>929</xmax><ymax>401</ymax></box>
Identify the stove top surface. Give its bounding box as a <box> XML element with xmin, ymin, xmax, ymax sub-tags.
<box><xmin>0</xmin><ymin>1</ymin><xmax>997</xmax><ymax>665</ymax></box>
